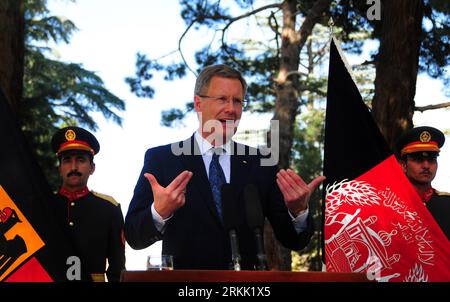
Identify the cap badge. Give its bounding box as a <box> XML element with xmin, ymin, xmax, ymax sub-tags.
<box><xmin>65</xmin><ymin>129</ymin><xmax>76</xmax><ymax>141</ymax></box>
<box><xmin>419</xmin><ymin>131</ymin><xmax>431</xmax><ymax>143</ymax></box>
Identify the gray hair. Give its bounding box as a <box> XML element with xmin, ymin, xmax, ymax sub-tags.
<box><xmin>194</xmin><ymin>64</ymin><xmax>247</xmax><ymax>96</ymax></box>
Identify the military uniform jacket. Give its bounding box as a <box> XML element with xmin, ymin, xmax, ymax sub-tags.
<box><xmin>427</xmin><ymin>190</ymin><xmax>450</xmax><ymax>240</ymax></box>
<box><xmin>54</xmin><ymin>191</ymin><xmax>125</xmax><ymax>281</ymax></box>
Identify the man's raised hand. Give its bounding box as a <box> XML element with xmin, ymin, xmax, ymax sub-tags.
<box><xmin>144</xmin><ymin>170</ymin><xmax>193</xmax><ymax>219</ymax></box>
<box><xmin>276</xmin><ymin>169</ymin><xmax>325</xmax><ymax>216</ymax></box>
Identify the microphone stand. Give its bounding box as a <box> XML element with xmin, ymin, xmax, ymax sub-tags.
<box><xmin>229</xmin><ymin>229</ymin><xmax>241</xmax><ymax>271</ymax></box>
<box><xmin>243</xmin><ymin>184</ymin><xmax>268</xmax><ymax>271</ymax></box>
<box><xmin>221</xmin><ymin>184</ymin><xmax>241</xmax><ymax>271</ymax></box>
<box><xmin>254</xmin><ymin>228</ymin><xmax>268</xmax><ymax>271</ymax></box>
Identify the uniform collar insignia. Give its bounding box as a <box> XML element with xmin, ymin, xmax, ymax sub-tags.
<box><xmin>59</xmin><ymin>186</ymin><xmax>89</xmax><ymax>201</ymax></box>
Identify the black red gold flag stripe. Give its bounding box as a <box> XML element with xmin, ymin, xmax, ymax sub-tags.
<box><xmin>0</xmin><ymin>88</ymin><xmax>73</xmax><ymax>281</ymax></box>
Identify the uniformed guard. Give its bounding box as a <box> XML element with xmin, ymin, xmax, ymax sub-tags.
<box><xmin>396</xmin><ymin>126</ymin><xmax>450</xmax><ymax>240</ymax></box>
<box><xmin>51</xmin><ymin>126</ymin><xmax>125</xmax><ymax>281</ymax></box>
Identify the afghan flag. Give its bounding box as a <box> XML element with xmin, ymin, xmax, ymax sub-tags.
<box><xmin>323</xmin><ymin>38</ymin><xmax>450</xmax><ymax>282</ymax></box>
<box><xmin>0</xmin><ymin>88</ymin><xmax>73</xmax><ymax>281</ymax></box>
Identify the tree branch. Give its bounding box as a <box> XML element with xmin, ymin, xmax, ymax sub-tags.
<box><xmin>220</xmin><ymin>3</ymin><xmax>282</xmax><ymax>63</ymax></box>
<box><xmin>285</xmin><ymin>70</ymin><xmax>309</xmax><ymax>79</ymax></box>
<box><xmin>268</xmin><ymin>11</ymin><xmax>281</xmax><ymax>59</ymax></box>
<box><xmin>226</xmin><ymin>3</ymin><xmax>282</xmax><ymax>27</ymax></box>
<box><xmin>359</xmin><ymin>59</ymin><xmax>376</xmax><ymax>66</ymax></box>
<box><xmin>268</xmin><ymin>10</ymin><xmax>281</xmax><ymax>36</ymax></box>
<box><xmin>178</xmin><ymin>4</ymin><xmax>282</xmax><ymax>72</ymax></box>
<box><xmin>415</xmin><ymin>102</ymin><xmax>450</xmax><ymax>112</ymax></box>
<box><xmin>273</xmin><ymin>70</ymin><xmax>310</xmax><ymax>85</ymax></box>
<box><xmin>178</xmin><ymin>19</ymin><xmax>199</xmax><ymax>76</ymax></box>
<box><xmin>296</xmin><ymin>0</ymin><xmax>332</xmax><ymax>51</ymax></box>
<box><xmin>298</xmin><ymin>85</ymin><xmax>327</xmax><ymax>97</ymax></box>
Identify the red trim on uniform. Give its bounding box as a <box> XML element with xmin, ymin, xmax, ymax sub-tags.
<box><xmin>57</xmin><ymin>140</ymin><xmax>94</xmax><ymax>155</ymax></box>
<box><xmin>401</xmin><ymin>141</ymin><xmax>439</xmax><ymax>156</ymax></box>
<box><xmin>59</xmin><ymin>186</ymin><xmax>90</xmax><ymax>202</ymax></box>
<box><xmin>59</xmin><ymin>187</ymin><xmax>90</xmax><ymax>225</ymax></box>
<box><xmin>413</xmin><ymin>187</ymin><xmax>434</xmax><ymax>203</ymax></box>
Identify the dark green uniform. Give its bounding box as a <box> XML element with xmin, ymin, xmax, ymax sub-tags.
<box><xmin>427</xmin><ymin>190</ymin><xmax>450</xmax><ymax>240</ymax></box>
<box><xmin>54</xmin><ymin>190</ymin><xmax>125</xmax><ymax>281</ymax></box>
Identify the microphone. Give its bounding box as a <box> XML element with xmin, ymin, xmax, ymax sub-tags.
<box><xmin>221</xmin><ymin>184</ymin><xmax>241</xmax><ymax>271</ymax></box>
<box><xmin>244</xmin><ymin>184</ymin><xmax>268</xmax><ymax>270</ymax></box>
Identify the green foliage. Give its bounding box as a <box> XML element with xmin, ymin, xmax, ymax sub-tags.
<box><xmin>22</xmin><ymin>0</ymin><xmax>125</xmax><ymax>190</ymax></box>
<box><xmin>161</xmin><ymin>102</ymin><xmax>194</xmax><ymax>127</ymax></box>
<box><xmin>422</xmin><ymin>0</ymin><xmax>450</xmax><ymax>93</ymax></box>
<box><xmin>291</xmin><ymin>108</ymin><xmax>325</xmax><ymax>271</ymax></box>
<box><xmin>125</xmin><ymin>53</ymin><xmax>186</xmax><ymax>98</ymax></box>
<box><xmin>329</xmin><ymin>0</ymin><xmax>449</xmax><ymax>88</ymax></box>
<box><xmin>127</xmin><ymin>0</ymin><xmax>448</xmax><ymax>123</ymax></box>
<box><xmin>126</xmin><ymin>1</ymin><xmax>377</xmax><ymax>126</ymax></box>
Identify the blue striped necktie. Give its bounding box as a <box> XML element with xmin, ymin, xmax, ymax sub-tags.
<box><xmin>209</xmin><ymin>148</ymin><xmax>226</xmax><ymax>221</ymax></box>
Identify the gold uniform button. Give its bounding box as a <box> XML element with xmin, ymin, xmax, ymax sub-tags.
<box><xmin>69</xmin><ymin>222</ymin><xmax>74</xmax><ymax>226</ymax></box>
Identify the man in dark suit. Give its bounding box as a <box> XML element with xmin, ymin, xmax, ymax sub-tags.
<box><xmin>125</xmin><ymin>64</ymin><xmax>325</xmax><ymax>270</ymax></box>
<box><xmin>396</xmin><ymin>126</ymin><xmax>450</xmax><ymax>240</ymax></box>
<box><xmin>51</xmin><ymin>126</ymin><xmax>125</xmax><ymax>281</ymax></box>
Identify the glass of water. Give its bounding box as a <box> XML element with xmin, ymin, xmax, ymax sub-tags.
<box><xmin>146</xmin><ymin>254</ymin><xmax>174</xmax><ymax>270</ymax></box>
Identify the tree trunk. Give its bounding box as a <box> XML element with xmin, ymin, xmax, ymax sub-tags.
<box><xmin>266</xmin><ymin>0</ymin><xmax>331</xmax><ymax>271</ymax></box>
<box><xmin>273</xmin><ymin>0</ymin><xmax>301</xmax><ymax>171</ymax></box>
<box><xmin>372</xmin><ymin>0</ymin><xmax>423</xmax><ymax>147</ymax></box>
<box><xmin>0</xmin><ymin>0</ymin><xmax>24</xmax><ymax>113</ymax></box>
<box><xmin>267</xmin><ymin>0</ymin><xmax>300</xmax><ymax>271</ymax></box>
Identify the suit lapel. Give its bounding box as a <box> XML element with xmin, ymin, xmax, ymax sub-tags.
<box><xmin>179</xmin><ymin>135</ymin><xmax>222</xmax><ymax>224</ymax></box>
<box><xmin>230</xmin><ymin>142</ymin><xmax>251</xmax><ymax>196</ymax></box>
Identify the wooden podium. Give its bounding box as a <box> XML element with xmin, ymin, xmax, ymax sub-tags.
<box><xmin>121</xmin><ymin>270</ymin><xmax>370</xmax><ymax>282</ymax></box>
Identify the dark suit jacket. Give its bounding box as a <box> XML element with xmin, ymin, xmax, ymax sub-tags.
<box><xmin>428</xmin><ymin>190</ymin><xmax>450</xmax><ymax>240</ymax></box>
<box><xmin>124</xmin><ymin>135</ymin><xmax>314</xmax><ymax>270</ymax></box>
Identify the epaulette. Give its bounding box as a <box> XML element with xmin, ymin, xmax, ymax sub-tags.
<box><xmin>435</xmin><ymin>190</ymin><xmax>450</xmax><ymax>197</ymax></box>
<box><xmin>91</xmin><ymin>191</ymin><xmax>119</xmax><ymax>206</ymax></box>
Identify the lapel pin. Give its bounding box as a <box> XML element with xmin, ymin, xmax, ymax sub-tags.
<box><xmin>242</xmin><ymin>160</ymin><xmax>247</xmax><ymax>164</ymax></box>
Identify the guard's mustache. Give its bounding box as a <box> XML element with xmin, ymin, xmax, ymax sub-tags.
<box><xmin>67</xmin><ymin>171</ymin><xmax>82</xmax><ymax>177</ymax></box>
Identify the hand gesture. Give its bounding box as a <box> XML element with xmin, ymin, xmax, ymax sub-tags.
<box><xmin>276</xmin><ymin>169</ymin><xmax>325</xmax><ymax>216</ymax></box>
<box><xmin>144</xmin><ymin>170</ymin><xmax>193</xmax><ymax>219</ymax></box>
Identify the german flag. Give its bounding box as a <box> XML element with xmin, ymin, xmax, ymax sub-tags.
<box><xmin>323</xmin><ymin>38</ymin><xmax>450</xmax><ymax>282</ymax></box>
<box><xmin>0</xmin><ymin>88</ymin><xmax>73</xmax><ymax>281</ymax></box>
